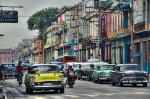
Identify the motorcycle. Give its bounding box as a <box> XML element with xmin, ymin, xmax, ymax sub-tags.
<box><xmin>17</xmin><ymin>73</ymin><xmax>23</xmax><ymax>86</ymax></box>
<box><xmin>68</xmin><ymin>72</ymin><xmax>75</xmax><ymax>88</ymax></box>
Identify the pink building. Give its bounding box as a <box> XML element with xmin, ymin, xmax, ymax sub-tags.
<box><xmin>0</xmin><ymin>49</ymin><xmax>18</xmax><ymax>64</ymax></box>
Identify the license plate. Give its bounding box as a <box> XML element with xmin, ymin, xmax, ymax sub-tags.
<box><xmin>43</xmin><ymin>83</ymin><xmax>52</xmax><ymax>86</ymax></box>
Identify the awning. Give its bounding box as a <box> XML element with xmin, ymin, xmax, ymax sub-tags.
<box><xmin>120</xmin><ymin>0</ymin><xmax>132</xmax><ymax>9</ymax></box>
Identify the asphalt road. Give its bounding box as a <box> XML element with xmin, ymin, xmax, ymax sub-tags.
<box><xmin>1</xmin><ymin>76</ymin><xmax>150</xmax><ymax>99</ymax></box>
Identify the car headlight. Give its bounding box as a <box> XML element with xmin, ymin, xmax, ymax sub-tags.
<box><xmin>122</xmin><ymin>73</ymin><xmax>126</xmax><ymax>77</ymax></box>
<box><xmin>99</xmin><ymin>72</ymin><xmax>105</xmax><ymax>76</ymax></box>
<box><xmin>60</xmin><ymin>75</ymin><xmax>64</xmax><ymax>79</ymax></box>
<box><xmin>145</xmin><ymin>73</ymin><xmax>148</xmax><ymax>77</ymax></box>
<box><xmin>30</xmin><ymin>76</ymin><xmax>35</xmax><ymax>82</ymax></box>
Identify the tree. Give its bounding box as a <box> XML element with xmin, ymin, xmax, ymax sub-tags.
<box><xmin>27</xmin><ymin>7</ymin><xmax>59</xmax><ymax>32</ymax></box>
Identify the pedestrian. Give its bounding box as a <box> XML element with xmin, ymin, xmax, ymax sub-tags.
<box><xmin>50</xmin><ymin>57</ymin><xmax>56</xmax><ymax>62</ymax></box>
<box><xmin>0</xmin><ymin>66</ymin><xmax>5</xmax><ymax>81</ymax></box>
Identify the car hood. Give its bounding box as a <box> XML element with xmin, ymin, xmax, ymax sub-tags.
<box><xmin>5</xmin><ymin>67</ymin><xmax>16</xmax><ymax>71</ymax></box>
<box><xmin>102</xmin><ymin>70</ymin><xmax>112</xmax><ymax>76</ymax></box>
<box><xmin>124</xmin><ymin>70</ymin><xmax>146</xmax><ymax>77</ymax></box>
<box><xmin>31</xmin><ymin>72</ymin><xmax>63</xmax><ymax>82</ymax></box>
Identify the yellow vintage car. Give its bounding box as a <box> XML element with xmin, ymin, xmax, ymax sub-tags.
<box><xmin>24</xmin><ymin>64</ymin><xmax>65</xmax><ymax>94</ymax></box>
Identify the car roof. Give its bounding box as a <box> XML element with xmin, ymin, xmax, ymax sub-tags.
<box><xmin>116</xmin><ymin>64</ymin><xmax>138</xmax><ymax>66</ymax></box>
<box><xmin>31</xmin><ymin>64</ymin><xmax>57</xmax><ymax>67</ymax></box>
<box><xmin>1</xmin><ymin>63</ymin><xmax>15</xmax><ymax>64</ymax></box>
<box><xmin>50</xmin><ymin>62</ymin><xmax>62</xmax><ymax>63</ymax></box>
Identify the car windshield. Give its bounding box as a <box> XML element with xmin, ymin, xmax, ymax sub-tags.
<box><xmin>2</xmin><ymin>64</ymin><xmax>15</xmax><ymax>68</ymax></box>
<box><xmin>120</xmin><ymin>65</ymin><xmax>141</xmax><ymax>71</ymax></box>
<box><xmin>30</xmin><ymin>65</ymin><xmax>58</xmax><ymax>73</ymax></box>
<box><xmin>101</xmin><ymin>65</ymin><xmax>114</xmax><ymax>70</ymax></box>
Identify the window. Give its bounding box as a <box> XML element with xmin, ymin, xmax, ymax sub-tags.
<box><xmin>101</xmin><ymin>14</ymin><xmax>105</xmax><ymax>33</ymax></box>
<box><xmin>8</xmin><ymin>52</ymin><xmax>10</xmax><ymax>54</ymax></box>
<box><xmin>8</xmin><ymin>58</ymin><xmax>10</xmax><ymax>61</ymax></box>
<box><xmin>121</xmin><ymin>13</ymin><xmax>123</xmax><ymax>29</ymax></box>
<box><xmin>0</xmin><ymin>52</ymin><xmax>2</xmax><ymax>54</ymax></box>
<box><xmin>4</xmin><ymin>52</ymin><xmax>6</xmax><ymax>54</ymax></box>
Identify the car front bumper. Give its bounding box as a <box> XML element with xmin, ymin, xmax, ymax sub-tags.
<box><xmin>29</xmin><ymin>81</ymin><xmax>65</xmax><ymax>90</ymax></box>
<box><xmin>99</xmin><ymin>76</ymin><xmax>111</xmax><ymax>81</ymax></box>
<box><xmin>120</xmin><ymin>77</ymin><xmax>149</xmax><ymax>84</ymax></box>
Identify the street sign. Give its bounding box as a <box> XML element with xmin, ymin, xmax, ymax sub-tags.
<box><xmin>130</xmin><ymin>53</ymin><xmax>142</xmax><ymax>57</ymax></box>
<box><xmin>0</xmin><ymin>10</ymin><xmax>18</xmax><ymax>23</ymax></box>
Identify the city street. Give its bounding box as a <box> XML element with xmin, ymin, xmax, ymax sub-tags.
<box><xmin>2</xmin><ymin>77</ymin><xmax>150</xmax><ymax>99</ymax></box>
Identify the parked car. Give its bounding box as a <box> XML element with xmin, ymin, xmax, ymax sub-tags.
<box><xmin>92</xmin><ymin>63</ymin><xmax>115</xmax><ymax>83</ymax></box>
<box><xmin>24</xmin><ymin>64</ymin><xmax>65</xmax><ymax>94</ymax></box>
<box><xmin>76</xmin><ymin>63</ymin><xmax>93</xmax><ymax>80</ymax></box>
<box><xmin>49</xmin><ymin>62</ymin><xmax>63</xmax><ymax>71</ymax></box>
<box><xmin>1</xmin><ymin>63</ymin><xmax>17</xmax><ymax>78</ymax></box>
<box><xmin>110</xmin><ymin>64</ymin><xmax>149</xmax><ymax>87</ymax></box>
<box><xmin>87</xmin><ymin>59</ymin><xmax>99</xmax><ymax>63</ymax></box>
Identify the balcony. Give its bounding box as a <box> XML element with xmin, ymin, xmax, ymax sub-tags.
<box><xmin>108</xmin><ymin>28</ymin><xmax>131</xmax><ymax>39</ymax></box>
<box><xmin>134</xmin><ymin>21</ymin><xmax>145</xmax><ymax>32</ymax></box>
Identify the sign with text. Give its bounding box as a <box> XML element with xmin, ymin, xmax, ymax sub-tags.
<box><xmin>0</xmin><ymin>10</ymin><xmax>18</xmax><ymax>23</ymax></box>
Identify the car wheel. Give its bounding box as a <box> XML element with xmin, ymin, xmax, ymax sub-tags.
<box><xmin>93</xmin><ymin>77</ymin><xmax>97</xmax><ymax>83</ymax></box>
<box><xmin>28</xmin><ymin>87</ymin><xmax>33</xmax><ymax>94</ymax></box>
<box><xmin>143</xmin><ymin>83</ymin><xmax>147</xmax><ymax>87</ymax></box>
<box><xmin>60</xmin><ymin>88</ymin><xmax>65</xmax><ymax>93</ymax></box>
<box><xmin>119</xmin><ymin>82</ymin><xmax>123</xmax><ymax>87</ymax></box>
<box><xmin>111</xmin><ymin>80</ymin><xmax>115</xmax><ymax>86</ymax></box>
<box><xmin>2</xmin><ymin>95</ymin><xmax>5</xmax><ymax>99</ymax></box>
<box><xmin>133</xmin><ymin>84</ymin><xmax>137</xmax><ymax>87</ymax></box>
<box><xmin>26</xmin><ymin>87</ymin><xmax>29</xmax><ymax>93</ymax></box>
<box><xmin>54</xmin><ymin>89</ymin><xmax>58</xmax><ymax>93</ymax></box>
<box><xmin>98</xmin><ymin>79</ymin><xmax>102</xmax><ymax>84</ymax></box>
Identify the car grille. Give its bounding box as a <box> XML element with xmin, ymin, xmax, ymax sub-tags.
<box><xmin>126</xmin><ymin>73</ymin><xmax>145</xmax><ymax>77</ymax></box>
<box><xmin>34</xmin><ymin>81</ymin><xmax>61</xmax><ymax>85</ymax></box>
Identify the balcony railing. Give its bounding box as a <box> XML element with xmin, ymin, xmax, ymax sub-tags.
<box><xmin>134</xmin><ymin>21</ymin><xmax>145</xmax><ymax>32</ymax></box>
<box><xmin>108</xmin><ymin>28</ymin><xmax>131</xmax><ymax>39</ymax></box>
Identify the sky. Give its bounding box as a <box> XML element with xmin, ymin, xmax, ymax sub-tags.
<box><xmin>0</xmin><ymin>0</ymin><xmax>81</xmax><ymax>49</ymax></box>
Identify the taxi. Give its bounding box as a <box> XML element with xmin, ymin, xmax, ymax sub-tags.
<box><xmin>24</xmin><ymin>64</ymin><xmax>65</xmax><ymax>94</ymax></box>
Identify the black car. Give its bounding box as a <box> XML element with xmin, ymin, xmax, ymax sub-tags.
<box><xmin>110</xmin><ymin>64</ymin><xmax>149</xmax><ymax>87</ymax></box>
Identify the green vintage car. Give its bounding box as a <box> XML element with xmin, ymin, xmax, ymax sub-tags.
<box><xmin>24</xmin><ymin>64</ymin><xmax>65</xmax><ymax>94</ymax></box>
<box><xmin>92</xmin><ymin>64</ymin><xmax>115</xmax><ymax>83</ymax></box>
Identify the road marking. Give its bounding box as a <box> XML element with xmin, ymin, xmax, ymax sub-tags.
<box><xmin>64</xmin><ymin>94</ymin><xmax>79</xmax><ymax>98</ymax></box>
<box><xmin>78</xmin><ymin>94</ymin><xmax>99</xmax><ymax>97</ymax></box>
<box><xmin>50</xmin><ymin>96</ymin><xmax>64</xmax><ymax>99</ymax></box>
<box><xmin>33</xmin><ymin>96</ymin><xmax>46</xmax><ymax>99</ymax></box>
<box><xmin>93</xmin><ymin>93</ymin><xmax>114</xmax><ymax>96</ymax></box>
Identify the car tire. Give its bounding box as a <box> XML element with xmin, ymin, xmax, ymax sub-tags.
<box><xmin>28</xmin><ymin>87</ymin><xmax>33</xmax><ymax>94</ymax></box>
<box><xmin>2</xmin><ymin>95</ymin><xmax>5</xmax><ymax>99</ymax></box>
<box><xmin>133</xmin><ymin>84</ymin><xmax>137</xmax><ymax>87</ymax></box>
<box><xmin>26</xmin><ymin>87</ymin><xmax>29</xmax><ymax>93</ymax></box>
<box><xmin>119</xmin><ymin>82</ymin><xmax>123</xmax><ymax>87</ymax></box>
<box><xmin>60</xmin><ymin>88</ymin><xmax>65</xmax><ymax>93</ymax></box>
<box><xmin>111</xmin><ymin>80</ymin><xmax>115</xmax><ymax>86</ymax></box>
<box><xmin>143</xmin><ymin>83</ymin><xmax>147</xmax><ymax>87</ymax></box>
<box><xmin>98</xmin><ymin>79</ymin><xmax>102</xmax><ymax>84</ymax></box>
<box><xmin>54</xmin><ymin>89</ymin><xmax>58</xmax><ymax>93</ymax></box>
<box><xmin>93</xmin><ymin>77</ymin><xmax>97</xmax><ymax>83</ymax></box>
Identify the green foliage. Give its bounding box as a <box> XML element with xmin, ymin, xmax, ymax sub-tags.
<box><xmin>27</xmin><ymin>7</ymin><xmax>59</xmax><ymax>32</ymax></box>
<box><xmin>62</xmin><ymin>21</ymin><xmax>68</xmax><ymax>33</ymax></box>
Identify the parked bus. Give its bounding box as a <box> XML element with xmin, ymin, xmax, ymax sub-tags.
<box><xmin>56</xmin><ymin>55</ymin><xmax>76</xmax><ymax>64</ymax></box>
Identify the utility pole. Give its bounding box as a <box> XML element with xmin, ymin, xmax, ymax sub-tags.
<box><xmin>63</xmin><ymin>28</ymin><xmax>65</xmax><ymax>56</ymax></box>
<box><xmin>131</xmin><ymin>0</ymin><xmax>134</xmax><ymax>63</ymax></box>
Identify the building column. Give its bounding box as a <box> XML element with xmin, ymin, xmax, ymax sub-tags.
<box><xmin>123</xmin><ymin>44</ymin><xmax>126</xmax><ymax>64</ymax></box>
<box><xmin>105</xmin><ymin>46</ymin><xmax>107</xmax><ymax>62</ymax></box>
<box><xmin>108</xmin><ymin>45</ymin><xmax>111</xmax><ymax>63</ymax></box>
